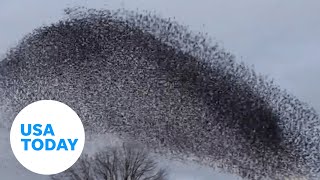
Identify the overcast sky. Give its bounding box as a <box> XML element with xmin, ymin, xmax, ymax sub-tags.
<box><xmin>0</xmin><ymin>0</ymin><xmax>319</xmax><ymax>179</ymax></box>
<box><xmin>1</xmin><ymin>0</ymin><xmax>319</xmax><ymax>111</ymax></box>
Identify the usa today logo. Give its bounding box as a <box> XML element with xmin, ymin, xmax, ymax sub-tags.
<box><xmin>10</xmin><ymin>100</ymin><xmax>85</xmax><ymax>175</ymax></box>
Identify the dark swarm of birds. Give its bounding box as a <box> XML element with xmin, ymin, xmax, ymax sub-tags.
<box><xmin>0</xmin><ymin>8</ymin><xmax>320</xmax><ymax>179</ymax></box>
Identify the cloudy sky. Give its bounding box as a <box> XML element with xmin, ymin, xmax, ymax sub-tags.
<box><xmin>0</xmin><ymin>0</ymin><xmax>319</xmax><ymax>179</ymax></box>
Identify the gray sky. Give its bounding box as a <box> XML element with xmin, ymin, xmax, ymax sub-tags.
<box><xmin>1</xmin><ymin>0</ymin><xmax>319</xmax><ymax>111</ymax></box>
<box><xmin>0</xmin><ymin>0</ymin><xmax>319</xmax><ymax>179</ymax></box>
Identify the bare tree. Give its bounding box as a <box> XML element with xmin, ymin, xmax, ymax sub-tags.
<box><xmin>51</xmin><ymin>144</ymin><xmax>167</xmax><ymax>180</ymax></box>
<box><xmin>52</xmin><ymin>154</ymin><xmax>94</xmax><ymax>180</ymax></box>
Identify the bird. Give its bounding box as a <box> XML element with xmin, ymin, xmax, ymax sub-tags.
<box><xmin>0</xmin><ymin>8</ymin><xmax>319</xmax><ymax>179</ymax></box>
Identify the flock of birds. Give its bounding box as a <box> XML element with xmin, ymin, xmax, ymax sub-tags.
<box><xmin>0</xmin><ymin>8</ymin><xmax>319</xmax><ymax>179</ymax></box>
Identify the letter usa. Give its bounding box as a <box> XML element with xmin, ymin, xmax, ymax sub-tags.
<box><xmin>20</xmin><ymin>124</ymin><xmax>78</xmax><ymax>151</ymax></box>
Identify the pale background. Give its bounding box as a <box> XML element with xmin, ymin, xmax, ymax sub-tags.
<box><xmin>0</xmin><ymin>0</ymin><xmax>319</xmax><ymax>179</ymax></box>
